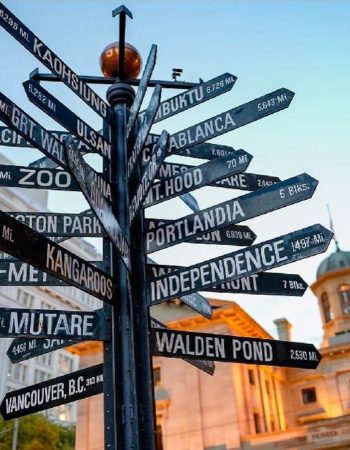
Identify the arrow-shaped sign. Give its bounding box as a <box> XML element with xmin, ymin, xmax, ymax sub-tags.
<box><xmin>127</xmin><ymin>44</ymin><xmax>157</xmax><ymax>137</ymax></box>
<box><xmin>0</xmin><ymin>363</ymin><xmax>104</xmax><ymax>420</ymax></box>
<box><xmin>139</xmin><ymin>73</ymin><xmax>237</xmax><ymax>124</ymax></box>
<box><xmin>0</xmin><ymin>308</ymin><xmax>110</xmax><ymax>340</ymax></box>
<box><xmin>64</xmin><ymin>136</ymin><xmax>130</xmax><ymax>269</ymax></box>
<box><xmin>150</xmin><ymin>318</ymin><xmax>215</xmax><ymax>375</ymax></box>
<box><xmin>0</xmin><ymin>2</ymin><xmax>111</xmax><ymax>123</ymax></box>
<box><xmin>145</xmin><ymin>173</ymin><xmax>318</xmax><ymax>254</ymax></box>
<box><xmin>144</xmin><ymin>150</ymin><xmax>252</xmax><ymax>208</ymax></box>
<box><xmin>112</xmin><ymin>5</ymin><xmax>133</xmax><ymax>80</ymax></box>
<box><xmin>147</xmin><ymin>264</ymin><xmax>308</xmax><ymax>297</ymax></box>
<box><xmin>129</xmin><ymin>130</ymin><xmax>169</xmax><ymax>223</ymax></box>
<box><xmin>23</xmin><ymin>79</ymin><xmax>112</xmax><ymax>161</ymax></box>
<box><xmin>0</xmin><ymin>210</ymin><xmax>115</xmax><ymax>303</ymax></box>
<box><xmin>151</xmin><ymin>328</ymin><xmax>322</xmax><ymax>369</ymax></box>
<box><xmin>148</xmin><ymin>224</ymin><xmax>332</xmax><ymax>304</ymax></box>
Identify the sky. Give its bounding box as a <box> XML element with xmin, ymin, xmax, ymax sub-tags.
<box><xmin>0</xmin><ymin>0</ymin><xmax>349</xmax><ymax>346</ymax></box>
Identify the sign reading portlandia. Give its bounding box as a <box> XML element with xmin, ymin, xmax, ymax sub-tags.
<box><xmin>148</xmin><ymin>224</ymin><xmax>332</xmax><ymax>304</ymax></box>
<box><xmin>0</xmin><ymin>308</ymin><xmax>110</xmax><ymax>340</ymax></box>
<box><xmin>147</xmin><ymin>264</ymin><xmax>308</xmax><ymax>297</ymax></box>
<box><xmin>23</xmin><ymin>80</ymin><xmax>111</xmax><ymax>161</ymax></box>
<box><xmin>0</xmin><ymin>363</ymin><xmax>104</xmax><ymax>420</ymax></box>
<box><xmin>151</xmin><ymin>328</ymin><xmax>321</xmax><ymax>369</ymax></box>
<box><xmin>146</xmin><ymin>218</ymin><xmax>256</xmax><ymax>247</ymax></box>
<box><xmin>127</xmin><ymin>44</ymin><xmax>157</xmax><ymax>137</ymax></box>
<box><xmin>0</xmin><ymin>126</ymin><xmax>90</xmax><ymax>151</ymax></box>
<box><xmin>127</xmin><ymin>84</ymin><xmax>162</xmax><ymax>177</ymax></box>
<box><xmin>155</xmin><ymin>161</ymin><xmax>281</xmax><ymax>192</ymax></box>
<box><xmin>0</xmin><ymin>211</ymin><xmax>115</xmax><ymax>303</ymax></box>
<box><xmin>64</xmin><ymin>136</ymin><xmax>130</xmax><ymax>269</ymax></box>
<box><xmin>150</xmin><ymin>318</ymin><xmax>215</xmax><ymax>375</ymax></box>
<box><xmin>129</xmin><ymin>130</ymin><xmax>168</xmax><ymax>223</ymax></box>
<box><xmin>145</xmin><ymin>173</ymin><xmax>318</xmax><ymax>253</ymax></box>
<box><xmin>0</xmin><ymin>2</ymin><xmax>111</xmax><ymax>123</ymax></box>
<box><xmin>144</xmin><ymin>150</ymin><xmax>252</xmax><ymax>208</ymax></box>
<box><xmin>7</xmin><ymin>336</ymin><xmax>78</xmax><ymax>364</ymax></box>
<box><xmin>139</xmin><ymin>72</ymin><xmax>237</xmax><ymax>124</ymax></box>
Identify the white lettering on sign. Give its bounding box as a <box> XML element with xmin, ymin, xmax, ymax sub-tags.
<box><xmin>8</xmin><ymin>311</ymin><xmax>95</xmax><ymax>337</ymax></box>
<box><xmin>1</xmin><ymin>224</ymin><xmax>14</xmax><ymax>242</ymax></box>
<box><xmin>231</xmin><ymin>339</ymin><xmax>273</xmax><ymax>362</ymax></box>
<box><xmin>45</xmin><ymin>243</ymin><xmax>113</xmax><ymax>300</ymax></box>
<box><xmin>150</xmin><ymin>240</ymin><xmax>287</xmax><ymax>302</ymax></box>
<box><xmin>146</xmin><ymin>200</ymin><xmax>245</xmax><ymax>251</ymax></box>
<box><xmin>8</xmin><ymin>263</ymin><xmax>46</xmax><ymax>282</ymax></box>
<box><xmin>19</xmin><ymin>168</ymin><xmax>71</xmax><ymax>188</ymax></box>
<box><xmin>76</xmin><ymin>119</ymin><xmax>111</xmax><ymax>159</ymax></box>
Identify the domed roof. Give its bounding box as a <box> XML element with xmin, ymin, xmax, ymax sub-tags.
<box><xmin>317</xmin><ymin>246</ymin><xmax>350</xmax><ymax>279</ymax></box>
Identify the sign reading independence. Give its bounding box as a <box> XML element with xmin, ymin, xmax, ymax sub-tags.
<box><xmin>0</xmin><ymin>2</ymin><xmax>111</xmax><ymax>123</ymax></box>
<box><xmin>64</xmin><ymin>136</ymin><xmax>130</xmax><ymax>269</ymax></box>
<box><xmin>0</xmin><ymin>211</ymin><xmax>115</xmax><ymax>303</ymax></box>
<box><xmin>150</xmin><ymin>318</ymin><xmax>215</xmax><ymax>375</ymax></box>
<box><xmin>0</xmin><ymin>308</ymin><xmax>110</xmax><ymax>340</ymax></box>
<box><xmin>23</xmin><ymin>80</ymin><xmax>112</xmax><ymax>161</ymax></box>
<box><xmin>146</xmin><ymin>173</ymin><xmax>318</xmax><ymax>253</ymax></box>
<box><xmin>146</xmin><ymin>218</ymin><xmax>256</xmax><ymax>247</ymax></box>
<box><xmin>144</xmin><ymin>150</ymin><xmax>252</xmax><ymax>208</ymax></box>
<box><xmin>147</xmin><ymin>264</ymin><xmax>308</xmax><ymax>297</ymax></box>
<box><xmin>151</xmin><ymin>329</ymin><xmax>322</xmax><ymax>369</ymax></box>
<box><xmin>148</xmin><ymin>224</ymin><xmax>332</xmax><ymax>303</ymax></box>
<box><xmin>138</xmin><ymin>72</ymin><xmax>237</xmax><ymax>124</ymax></box>
<box><xmin>0</xmin><ymin>363</ymin><xmax>104</xmax><ymax>420</ymax></box>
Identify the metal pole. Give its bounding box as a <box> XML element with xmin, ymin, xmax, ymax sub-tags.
<box><xmin>11</xmin><ymin>418</ymin><xmax>18</xmax><ymax>450</ymax></box>
<box><xmin>106</xmin><ymin>81</ymin><xmax>139</xmax><ymax>450</ymax></box>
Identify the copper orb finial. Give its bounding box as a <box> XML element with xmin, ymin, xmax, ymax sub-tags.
<box><xmin>99</xmin><ymin>42</ymin><xmax>142</xmax><ymax>80</ymax></box>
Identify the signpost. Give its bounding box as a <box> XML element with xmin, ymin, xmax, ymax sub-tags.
<box><xmin>151</xmin><ymin>328</ymin><xmax>321</xmax><ymax>369</ymax></box>
<box><xmin>0</xmin><ymin>4</ymin><xmax>332</xmax><ymax>450</ymax></box>
<box><xmin>0</xmin><ymin>363</ymin><xmax>104</xmax><ymax>420</ymax></box>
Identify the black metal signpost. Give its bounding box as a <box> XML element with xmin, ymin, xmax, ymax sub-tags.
<box><xmin>0</xmin><ymin>3</ymin><xmax>332</xmax><ymax>450</ymax></box>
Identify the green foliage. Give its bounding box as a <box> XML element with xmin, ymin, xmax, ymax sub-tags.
<box><xmin>0</xmin><ymin>414</ymin><xmax>75</xmax><ymax>450</ymax></box>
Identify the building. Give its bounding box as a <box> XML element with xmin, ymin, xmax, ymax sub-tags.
<box><xmin>0</xmin><ymin>152</ymin><xmax>102</xmax><ymax>425</ymax></box>
<box><xmin>75</xmin><ymin>240</ymin><xmax>350</xmax><ymax>450</ymax></box>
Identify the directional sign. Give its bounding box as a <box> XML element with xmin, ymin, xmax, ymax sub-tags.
<box><xmin>129</xmin><ymin>130</ymin><xmax>168</xmax><ymax>223</ymax></box>
<box><xmin>156</xmin><ymin>161</ymin><xmax>281</xmax><ymax>191</ymax></box>
<box><xmin>127</xmin><ymin>44</ymin><xmax>157</xmax><ymax>138</ymax></box>
<box><xmin>0</xmin><ymin>2</ymin><xmax>111</xmax><ymax>123</ymax></box>
<box><xmin>150</xmin><ymin>318</ymin><xmax>215</xmax><ymax>375</ymax></box>
<box><xmin>0</xmin><ymin>308</ymin><xmax>110</xmax><ymax>340</ymax></box>
<box><xmin>7</xmin><ymin>337</ymin><xmax>78</xmax><ymax>364</ymax></box>
<box><xmin>167</xmin><ymin>88</ymin><xmax>295</xmax><ymax>156</ymax></box>
<box><xmin>146</xmin><ymin>218</ymin><xmax>256</xmax><ymax>247</ymax></box>
<box><xmin>127</xmin><ymin>84</ymin><xmax>162</xmax><ymax>177</ymax></box>
<box><xmin>139</xmin><ymin>73</ymin><xmax>237</xmax><ymax>124</ymax></box>
<box><xmin>147</xmin><ymin>264</ymin><xmax>307</xmax><ymax>297</ymax></box>
<box><xmin>180</xmin><ymin>193</ymin><xmax>200</xmax><ymax>213</ymax></box>
<box><xmin>7</xmin><ymin>211</ymin><xmax>104</xmax><ymax>237</ymax></box>
<box><xmin>0</xmin><ymin>126</ymin><xmax>90</xmax><ymax>150</ymax></box>
<box><xmin>145</xmin><ymin>173</ymin><xmax>318</xmax><ymax>254</ymax></box>
<box><xmin>0</xmin><ymin>363</ymin><xmax>104</xmax><ymax>420</ymax></box>
<box><xmin>0</xmin><ymin>210</ymin><xmax>115</xmax><ymax>303</ymax></box>
<box><xmin>23</xmin><ymin>80</ymin><xmax>111</xmax><ymax>161</ymax></box>
<box><xmin>144</xmin><ymin>150</ymin><xmax>253</xmax><ymax>208</ymax></box>
<box><xmin>151</xmin><ymin>328</ymin><xmax>322</xmax><ymax>369</ymax></box>
<box><xmin>148</xmin><ymin>224</ymin><xmax>332</xmax><ymax>304</ymax></box>
<box><xmin>64</xmin><ymin>136</ymin><xmax>130</xmax><ymax>269</ymax></box>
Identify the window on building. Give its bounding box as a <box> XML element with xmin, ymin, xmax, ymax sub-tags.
<box><xmin>58</xmin><ymin>354</ymin><xmax>73</xmax><ymax>373</ymax></box>
<box><xmin>153</xmin><ymin>367</ymin><xmax>161</xmax><ymax>386</ymax></box>
<box><xmin>156</xmin><ymin>423</ymin><xmax>163</xmax><ymax>450</ymax></box>
<box><xmin>270</xmin><ymin>419</ymin><xmax>276</xmax><ymax>432</ymax></box>
<box><xmin>8</xmin><ymin>362</ymin><xmax>27</xmax><ymax>383</ymax></box>
<box><xmin>339</xmin><ymin>284</ymin><xmax>350</xmax><ymax>315</ymax></box>
<box><xmin>265</xmin><ymin>380</ymin><xmax>270</xmax><ymax>396</ymax></box>
<box><xmin>253</xmin><ymin>413</ymin><xmax>261</xmax><ymax>434</ymax></box>
<box><xmin>34</xmin><ymin>369</ymin><xmax>49</xmax><ymax>384</ymax></box>
<box><xmin>37</xmin><ymin>353</ymin><xmax>52</xmax><ymax>366</ymax></box>
<box><xmin>321</xmin><ymin>292</ymin><xmax>333</xmax><ymax>322</ymax></box>
<box><xmin>302</xmin><ymin>387</ymin><xmax>317</xmax><ymax>404</ymax></box>
<box><xmin>248</xmin><ymin>369</ymin><xmax>255</xmax><ymax>385</ymax></box>
<box><xmin>16</xmin><ymin>289</ymin><xmax>34</xmax><ymax>308</ymax></box>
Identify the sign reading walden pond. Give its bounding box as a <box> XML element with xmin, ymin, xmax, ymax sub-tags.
<box><xmin>0</xmin><ymin>1</ymin><xmax>331</xmax><ymax>442</ymax></box>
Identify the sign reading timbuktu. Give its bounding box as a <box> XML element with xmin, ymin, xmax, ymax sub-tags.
<box><xmin>0</xmin><ymin>308</ymin><xmax>110</xmax><ymax>340</ymax></box>
<box><xmin>0</xmin><ymin>363</ymin><xmax>104</xmax><ymax>420</ymax></box>
<box><xmin>0</xmin><ymin>211</ymin><xmax>115</xmax><ymax>303</ymax></box>
<box><xmin>151</xmin><ymin>328</ymin><xmax>321</xmax><ymax>369</ymax></box>
<box><xmin>0</xmin><ymin>2</ymin><xmax>111</xmax><ymax>123</ymax></box>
